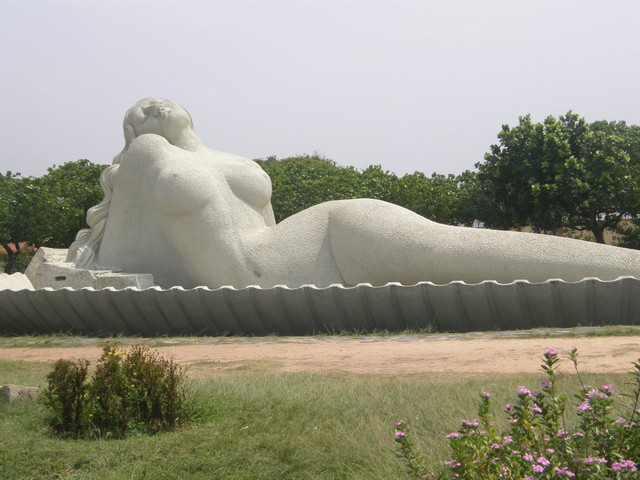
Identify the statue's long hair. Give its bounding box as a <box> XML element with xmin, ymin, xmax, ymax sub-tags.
<box><xmin>65</xmin><ymin>124</ymin><xmax>134</xmax><ymax>268</ymax></box>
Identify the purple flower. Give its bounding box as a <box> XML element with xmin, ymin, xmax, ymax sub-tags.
<box><xmin>531</xmin><ymin>404</ymin><xmax>542</xmax><ymax>414</ymax></box>
<box><xmin>481</xmin><ymin>391</ymin><xmax>492</xmax><ymax>399</ymax></box>
<box><xmin>577</xmin><ymin>401</ymin><xmax>591</xmax><ymax>411</ymax></box>
<box><xmin>544</xmin><ymin>348</ymin><xmax>558</xmax><ymax>356</ymax></box>
<box><xmin>505</xmin><ymin>403</ymin><xmax>514</xmax><ymax>410</ymax></box>
<box><xmin>537</xmin><ymin>456</ymin><xmax>550</xmax><ymax>466</ymax></box>
<box><xmin>491</xmin><ymin>443</ymin><xmax>501</xmax><ymax>449</ymax></box>
<box><xmin>586</xmin><ymin>389</ymin><xmax>607</xmax><ymax>399</ymax></box>
<box><xmin>446</xmin><ymin>432</ymin><xmax>460</xmax><ymax>439</ymax></box>
<box><xmin>516</xmin><ymin>386</ymin><xmax>531</xmax><ymax>396</ymax></box>
<box><xmin>394</xmin><ymin>420</ymin><xmax>404</xmax><ymax>427</ymax></box>
<box><xmin>554</xmin><ymin>467</ymin><xmax>575</xmax><ymax>477</ymax></box>
<box><xmin>532</xmin><ymin>464</ymin><xmax>544</xmax><ymax>473</ymax></box>
<box><xmin>600</xmin><ymin>384</ymin><xmax>613</xmax><ymax>394</ymax></box>
<box><xmin>612</xmin><ymin>459</ymin><xmax>637</xmax><ymax>471</ymax></box>
<box><xmin>523</xmin><ymin>454</ymin><xmax>534</xmax><ymax>462</ymax></box>
<box><xmin>394</xmin><ymin>430</ymin><xmax>406</xmax><ymax>438</ymax></box>
<box><xmin>583</xmin><ymin>456</ymin><xmax>607</xmax><ymax>464</ymax></box>
<box><xmin>462</xmin><ymin>420</ymin><xmax>479</xmax><ymax>428</ymax></box>
<box><xmin>541</xmin><ymin>379</ymin><xmax>552</xmax><ymax>389</ymax></box>
<box><xmin>502</xmin><ymin>436</ymin><xmax>513</xmax><ymax>444</ymax></box>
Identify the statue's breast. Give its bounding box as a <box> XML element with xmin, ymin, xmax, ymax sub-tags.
<box><xmin>154</xmin><ymin>162</ymin><xmax>217</xmax><ymax>217</ymax></box>
<box><xmin>116</xmin><ymin>137</ymin><xmax>272</xmax><ymax>228</ymax></box>
<box><xmin>215</xmin><ymin>154</ymin><xmax>273</xmax><ymax>210</ymax></box>
<box><xmin>225</xmin><ymin>160</ymin><xmax>271</xmax><ymax>208</ymax></box>
<box><xmin>118</xmin><ymin>135</ymin><xmax>220</xmax><ymax>218</ymax></box>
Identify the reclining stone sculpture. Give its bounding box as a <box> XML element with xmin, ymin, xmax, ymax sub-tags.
<box><xmin>63</xmin><ymin>98</ymin><xmax>640</xmax><ymax>289</ymax></box>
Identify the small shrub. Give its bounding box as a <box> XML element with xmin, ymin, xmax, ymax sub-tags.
<box><xmin>395</xmin><ymin>348</ymin><xmax>640</xmax><ymax>479</ymax></box>
<box><xmin>42</xmin><ymin>359</ymin><xmax>90</xmax><ymax>436</ymax></box>
<box><xmin>43</xmin><ymin>344</ymin><xmax>190</xmax><ymax>438</ymax></box>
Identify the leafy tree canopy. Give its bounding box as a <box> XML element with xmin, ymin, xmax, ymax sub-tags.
<box><xmin>257</xmin><ymin>155</ymin><xmax>363</xmax><ymax>223</ymax></box>
<box><xmin>476</xmin><ymin>112</ymin><xmax>640</xmax><ymax>243</ymax></box>
<box><xmin>257</xmin><ymin>154</ymin><xmax>475</xmax><ymax>226</ymax></box>
<box><xmin>0</xmin><ymin>160</ymin><xmax>106</xmax><ymax>273</ymax></box>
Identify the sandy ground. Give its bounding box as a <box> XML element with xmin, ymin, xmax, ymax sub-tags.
<box><xmin>1</xmin><ymin>335</ymin><xmax>639</xmax><ymax>375</ymax></box>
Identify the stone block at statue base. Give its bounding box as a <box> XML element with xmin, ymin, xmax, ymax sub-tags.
<box><xmin>25</xmin><ymin>247</ymin><xmax>155</xmax><ymax>290</ymax></box>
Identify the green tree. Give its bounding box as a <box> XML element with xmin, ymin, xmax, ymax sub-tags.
<box><xmin>0</xmin><ymin>160</ymin><xmax>106</xmax><ymax>273</ymax></box>
<box><xmin>454</xmin><ymin>169</ymin><xmax>489</xmax><ymax>227</ymax></box>
<box><xmin>257</xmin><ymin>154</ymin><xmax>363</xmax><ymax>222</ymax></box>
<box><xmin>392</xmin><ymin>172</ymin><xmax>460</xmax><ymax>224</ymax></box>
<box><xmin>477</xmin><ymin>114</ymin><xmax>571</xmax><ymax>233</ymax></box>
<box><xmin>476</xmin><ymin>113</ymin><xmax>640</xmax><ymax>243</ymax></box>
<box><xmin>0</xmin><ymin>172</ymin><xmax>43</xmax><ymax>273</ymax></box>
<box><xmin>37</xmin><ymin>160</ymin><xmax>107</xmax><ymax>247</ymax></box>
<box><xmin>563</xmin><ymin>116</ymin><xmax>640</xmax><ymax>243</ymax></box>
<box><xmin>356</xmin><ymin>165</ymin><xmax>398</xmax><ymax>201</ymax></box>
<box><xmin>616</xmin><ymin>219</ymin><xmax>640</xmax><ymax>249</ymax></box>
<box><xmin>258</xmin><ymin>155</ymin><xmax>468</xmax><ymax>226</ymax></box>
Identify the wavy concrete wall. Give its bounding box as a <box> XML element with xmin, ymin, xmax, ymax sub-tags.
<box><xmin>1</xmin><ymin>277</ymin><xmax>639</xmax><ymax>336</ymax></box>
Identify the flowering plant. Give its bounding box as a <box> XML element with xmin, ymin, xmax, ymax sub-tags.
<box><xmin>395</xmin><ymin>348</ymin><xmax>640</xmax><ymax>479</ymax></box>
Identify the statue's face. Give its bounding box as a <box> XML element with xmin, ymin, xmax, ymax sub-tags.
<box><xmin>125</xmin><ymin>98</ymin><xmax>193</xmax><ymax>143</ymax></box>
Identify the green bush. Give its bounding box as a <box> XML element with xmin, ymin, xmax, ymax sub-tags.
<box><xmin>43</xmin><ymin>344</ymin><xmax>190</xmax><ymax>438</ymax></box>
<box><xmin>42</xmin><ymin>358</ymin><xmax>89</xmax><ymax>436</ymax></box>
<box><xmin>395</xmin><ymin>348</ymin><xmax>640</xmax><ymax>478</ymax></box>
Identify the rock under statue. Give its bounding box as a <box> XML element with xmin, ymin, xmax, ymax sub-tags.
<box><xmin>66</xmin><ymin>98</ymin><xmax>640</xmax><ymax>289</ymax></box>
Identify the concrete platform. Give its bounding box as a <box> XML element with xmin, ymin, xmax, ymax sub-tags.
<box><xmin>0</xmin><ymin>277</ymin><xmax>637</xmax><ymax>336</ymax></box>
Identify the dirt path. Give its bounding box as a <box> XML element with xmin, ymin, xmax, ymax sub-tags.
<box><xmin>1</xmin><ymin>336</ymin><xmax>639</xmax><ymax>374</ymax></box>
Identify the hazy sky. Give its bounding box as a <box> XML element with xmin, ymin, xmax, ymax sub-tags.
<box><xmin>2</xmin><ymin>0</ymin><xmax>640</xmax><ymax>178</ymax></box>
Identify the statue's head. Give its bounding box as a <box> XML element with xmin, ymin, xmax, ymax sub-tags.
<box><xmin>122</xmin><ymin>98</ymin><xmax>195</xmax><ymax>148</ymax></box>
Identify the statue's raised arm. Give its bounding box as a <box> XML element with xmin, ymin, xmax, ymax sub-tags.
<box><xmin>67</xmin><ymin>98</ymin><xmax>640</xmax><ymax>289</ymax></box>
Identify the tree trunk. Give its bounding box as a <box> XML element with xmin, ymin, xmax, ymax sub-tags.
<box><xmin>587</xmin><ymin>212</ymin><xmax>607</xmax><ymax>244</ymax></box>
<box><xmin>2</xmin><ymin>243</ymin><xmax>17</xmax><ymax>274</ymax></box>
<box><xmin>592</xmin><ymin>227</ymin><xmax>606</xmax><ymax>244</ymax></box>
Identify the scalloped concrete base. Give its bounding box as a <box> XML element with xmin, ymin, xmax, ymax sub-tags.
<box><xmin>0</xmin><ymin>277</ymin><xmax>638</xmax><ymax>336</ymax></box>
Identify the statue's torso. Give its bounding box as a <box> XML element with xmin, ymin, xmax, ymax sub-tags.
<box><xmin>98</xmin><ymin>134</ymin><xmax>275</xmax><ymax>287</ymax></box>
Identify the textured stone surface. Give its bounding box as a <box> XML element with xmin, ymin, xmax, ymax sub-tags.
<box><xmin>62</xmin><ymin>98</ymin><xmax>640</xmax><ymax>290</ymax></box>
<box><xmin>0</xmin><ymin>273</ymin><xmax>34</xmax><ymax>291</ymax></box>
<box><xmin>25</xmin><ymin>247</ymin><xmax>154</xmax><ymax>290</ymax></box>
<box><xmin>0</xmin><ymin>384</ymin><xmax>39</xmax><ymax>403</ymax></box>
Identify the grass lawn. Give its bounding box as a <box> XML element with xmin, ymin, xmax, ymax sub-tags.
<box><xmin>0</xmin><ymin>342</ymin><xmax>630</xmax><ymax>480</ymax></box>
